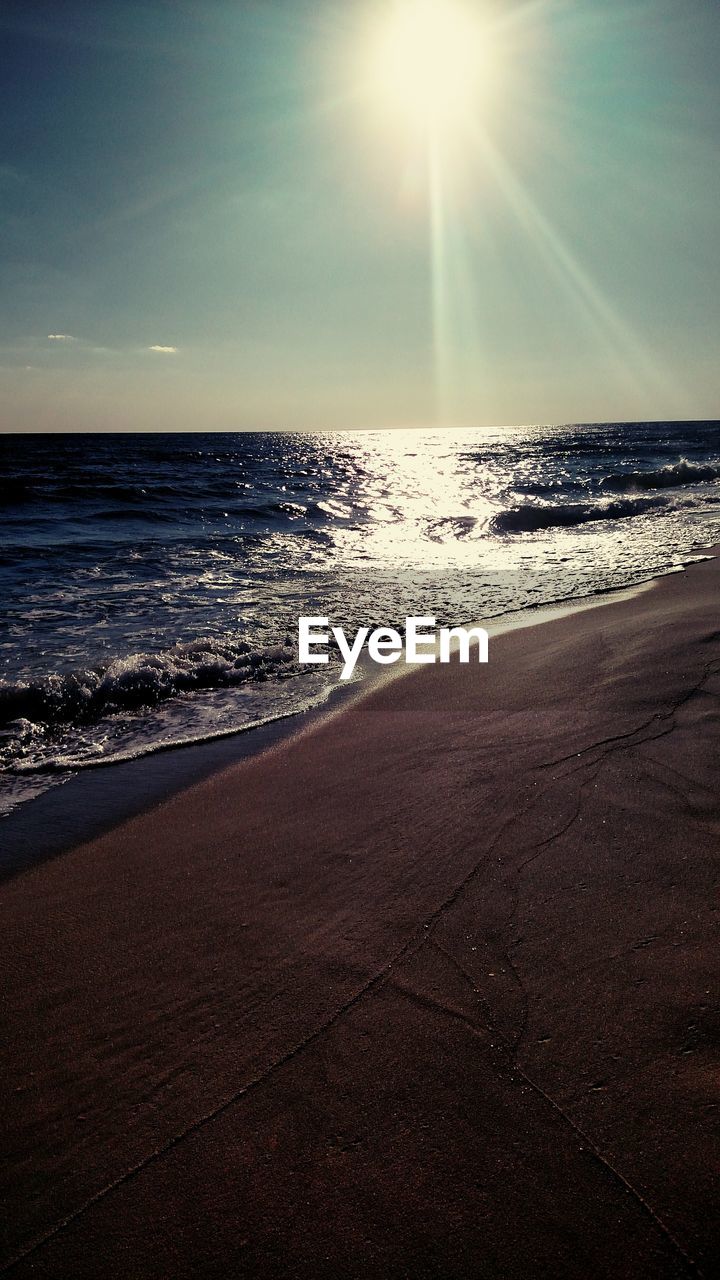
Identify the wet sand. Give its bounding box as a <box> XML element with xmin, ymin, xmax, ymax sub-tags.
<box><xmin>1</xmin><ymin>553</ymin><xmax>719</xmax><ymax>1278</ymax></box>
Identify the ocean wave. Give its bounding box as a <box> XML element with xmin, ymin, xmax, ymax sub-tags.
<box><xmin>600</xmin><ymin>459</ymin><xmax>720</xmax><ymax>493</ymax></box>
<box><xmin>491</xmin><ymin>496</ymin><xmax>665</xmax><ymax>534</ymax></box>
<box><xmin>0</xmin><ymin>636</ymin><xmax>297</xmax><ymax>731</ymax></box>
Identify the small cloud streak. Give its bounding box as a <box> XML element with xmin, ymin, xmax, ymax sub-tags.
<box><xmin>148</xmin><ymin>344</ymin><xmax>178</xmax><ymax>354</ymax></box>
<box><xmin>48</xmin><ymin>333</ymin><xmax>76</xmax><ymax>341</ymax></box>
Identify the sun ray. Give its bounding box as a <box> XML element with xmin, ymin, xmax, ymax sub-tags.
<box><xmin>474</xmin><ymin>134</ymin><xmax>687</xmax><ymax>410</ymax></box>
<box><xmin>427</xmin><ymin>125</ymin><xmax>451</xmax><ymax>421</ymax></box>
<box><xmin>355</xmin><ymin>0</ymin><xmax>689</xmax><ymax>423</ymax></box>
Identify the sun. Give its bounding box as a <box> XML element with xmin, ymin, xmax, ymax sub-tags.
<box><xmin>368</xmin><ymin>0</ymin><xmax>492</xmax><ymax>135</ymax></box>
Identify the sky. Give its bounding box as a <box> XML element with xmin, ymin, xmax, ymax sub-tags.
<box><xmin>0</xmin><ymin>0</ymin><xmax>719</xmax><ymax>431</ymax></box>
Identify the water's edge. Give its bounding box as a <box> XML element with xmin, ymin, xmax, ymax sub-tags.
<box><xmin>2</xmin><ymin>555</ymin><xmax>709</xmax><ymax>883</ymax></box>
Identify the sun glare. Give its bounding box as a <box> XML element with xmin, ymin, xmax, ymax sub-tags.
<box><xmin>368</xmin><ymin>0</ymin><xmax>493</xmax><ymax>134</ymax></box>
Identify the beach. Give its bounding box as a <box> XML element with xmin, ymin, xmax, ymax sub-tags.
<box><xmin>1</xmin><ymin>551</ymin><xmax>718</xmax><ymax>1279</ymax></box>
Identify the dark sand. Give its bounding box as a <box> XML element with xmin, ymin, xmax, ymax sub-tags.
<box><xmin>2</xmin><ymin>555</ymin><xmax>719</xmax><ymax>1279</ymax></box>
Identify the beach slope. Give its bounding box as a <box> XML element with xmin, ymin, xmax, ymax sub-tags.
<box><xmin>2</xmin><ymin>555</ymin><xmax>719</xmax><ymax>1278</ymax></box>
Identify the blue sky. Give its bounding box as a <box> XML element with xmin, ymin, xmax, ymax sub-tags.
<box><xmin>1</xmin><ymin>0</ymin><xmax>719</xmax><ymax>430</ymax></box>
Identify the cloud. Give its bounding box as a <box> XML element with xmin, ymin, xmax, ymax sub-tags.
<box><xmin>43</xmin><ymin>336</ymin><xmax>179</xmax><ymax>356</ymax></box>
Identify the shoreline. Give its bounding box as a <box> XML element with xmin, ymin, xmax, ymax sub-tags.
<box><xmin>1</xmin><ymin>549</ymin><xmax>719</xmax><ymax>1276</ymax></box>
<box><xmin>0</xmin><ymin>556</ymin><xmax>705</xmax><ymax>882</ymax></box>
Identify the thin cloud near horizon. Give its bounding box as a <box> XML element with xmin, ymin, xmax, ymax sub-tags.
<box><xmin>45</xmin><ymin>335</ymin><xmax>178</xmax><ymax>355</ymax></box>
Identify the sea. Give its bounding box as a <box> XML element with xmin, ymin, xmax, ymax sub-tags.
<box><xmin>2</xmin><ymin>422</ymin><xmax>719</xmax><ymax>816</ymax></box>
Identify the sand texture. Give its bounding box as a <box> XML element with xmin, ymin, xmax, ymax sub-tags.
<box><xmin>1</xmin><ymin>555</ymin><xmax>719</xmax><ymax>1278</ymax></box>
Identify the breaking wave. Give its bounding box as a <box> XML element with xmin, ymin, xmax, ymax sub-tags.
<box><xmin>0</xmin><ymin>636</ymin><xmax>296</xmax><ymax>732</ymax></box>
<box><xmin>600</xmin><ymin>459</ymin><xmax>720</xmax><ymax>493</ymax></box>
<box><xmin>491</xmin><ymin>496</ymin><xmax>665</xmax><ymax>534</ymax></box>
